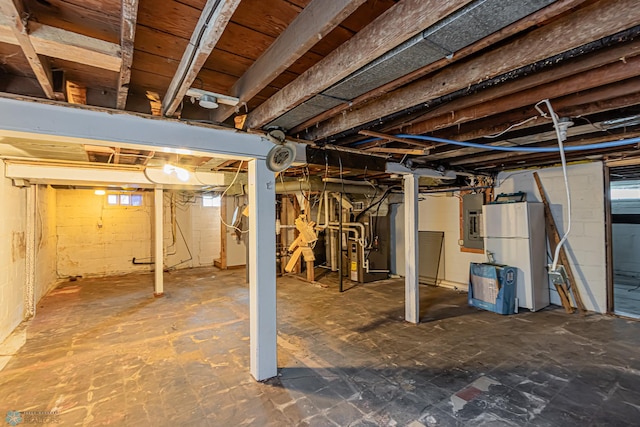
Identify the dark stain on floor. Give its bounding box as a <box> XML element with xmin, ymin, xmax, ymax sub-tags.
<box><xmin>1</xmin><ymin>266</ymin><xmax>640</xmax><ymax>426</ymax></box>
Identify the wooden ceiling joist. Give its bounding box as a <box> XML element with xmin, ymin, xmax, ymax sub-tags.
<box><xmin>389</xmin><ymin>40</ymin><xmax>640</xmax><ymax>136</ymax></box>
<box><xmin>396</xmin><ymin>47</ymin><xmax>640</xmax><ymax>139</ymax></box>
<box><xmin>0</xmin><ymin>0</ymin><xmax>54</xmax><ymax>98</ymax></box>
<box><xmin>162</xmin><ymin>0</ymin><xmax>242</xmax><ymax>117</ymax></box>
<box><xmin>117</xmin><ymin>0</ymin><xmax>140</xmax><ymax>110</ymax></box>
<box><xmin>288</xmin><ymin>0</ymin><xmax>589</xmax><ymax>136</ymax></box>
<box><xmin>0</xmin><ymin>22</ymin><xmax>122</xmax><ymax>72</ymax></box>
<box><xmin>451</xmin><ymin>131</ymin><xmax>640</xmax><ymax>169</ymax></box>
<box><xmin>358</xmin><ymin>130</ymin><xmax>436</xmax><ymax>149</ymax></box>
<box><xmin>211</xmin><ymin>0</ymin><xmax>367</xmax><ymax>124</ymax></box>
<box><xmin>244</xmin><ymin>0</ymin><xmax>474</xmax><ymax>130</ymax></box>
<box><xmin>445</xmin><ymin>88</ymin><xmax>640</xmax><ymax>144</ymax></box>
<box><xmin>304</xmin><ymin>0</ymin><xmax>640</xmax><ymax>141</ymax></box>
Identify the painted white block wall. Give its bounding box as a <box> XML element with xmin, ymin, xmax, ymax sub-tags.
<box><xmin>611</xmin><ymin>199</ymin><xmax>640</xmax><ymax>279</ymax></box>
<box><xmin>495</xmin><ymin>162</ymin><xmax>607</xmax><ymax>313</ymax></box>
<box><xmin>0</xmin><ymin>161</ymin><xmax>27</xmax><ymax>343</ymax></box>
<box><xmin>392</xmin><ymin>162</ymin><xmax>607</xmax><ymax>313</ymax></box>
<box><xmin>56</xmin><ymin>189</ymin><xmax>154</xmax><ymax>277</ymax></box>
<box><xmin>418</xmin><ymin>195</ymin><xmax>486</xmax><ymax>288</ymax></box>
<box><xmin>392</xmin><ymin>195</ymin><xmax>486</xmax><ymax>287</ymax></box>
<box><xmin>190</xmin><ymin>204</ymin><xmax>221</xmax><ymax>267</ymax></box>
<box><xmin>56</xmin><ymin>190</ymin><xmax>222</xmax><ymax>278</ymax></box>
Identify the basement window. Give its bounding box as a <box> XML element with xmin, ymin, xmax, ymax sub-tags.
<box><xmin>202</xmin><ymin>193</ymin><xmax>221</xmax><ymax>207</ymax></box>
<box><xmin>106</xmin><ymin>192</ymin><xmax>144</xmax><ymax>206</ymax></box>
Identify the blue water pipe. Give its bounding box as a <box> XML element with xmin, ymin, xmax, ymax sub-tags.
<box><xmin>353</xmin><ymin>133</ymin><xmax>640</xmax><ymax>153</ymax></box>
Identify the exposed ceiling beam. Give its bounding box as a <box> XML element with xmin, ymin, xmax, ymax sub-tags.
<box><xmin>358</xmin><ymin>130</ymin><xmax>436</xmax><ymax>149</ymax></box>
<box><xmin>365</xmin><ymin>147</ymin><xmax>428</xmax><ymax>155</ymax></box>
<box><xmin>244</xmin><ymin>0</ymin><xmax>474</xmax><ymax>130</ymax></box>
<box><xmin>452</xmin><ymin>131</ymin><xmax>640</xmax><ymax>169</ymax></box>
<box><xmin>305</xmin><ymin>0</ymin><xmax>640</xmax><ymax>141</ymax></box>
<box><xmin>211</xmin><ymin>0</ymin><xmax>367</xmax><ymax>123</ymax></box>
<box><xmin>0</xmin><ymin>22</ymin><xmax>122</xmax><ymax>72</ymax></box>
<box><xmin>388</xmin><ymin>39</ymin><xmax>640</xmax><ymax>135</ymax></box>
<box><xmin>288</xmin><ymin>0</ymin><xmax>589</xmax><ymax>135</ymax></box>
<box><xmin>117</xmin><ymin>0</ymin><xmax>140</xmax><ymax>110</ymax></box>
<box><xmin>395</xmin><ymin>45</ymin><xmax>640</xmax><ymax>137</ymax></box>
<box><xmin>440</xmin><ymin>87</ymin><xmax>640</xmax><ymax>146</ymax></box>
<box><xmin>162</xmin><ymin>0</ymin><xmax>241</xmax><ymax>117</ymax></box>
<box><xmin>0</xmin><ymin>0</ymin><xmax>54</xmax><ymax>98</ymax></box>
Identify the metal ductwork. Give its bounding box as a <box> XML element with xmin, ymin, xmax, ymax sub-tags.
<box><xmin>275</xmin><ymin>177</ymin><xmax>381</xmax><ymax>195</ymax></box>
<box><xmin>267</xmin><ymin>0</ymin><xmax>555</xmax><ymax>130</ymax></box>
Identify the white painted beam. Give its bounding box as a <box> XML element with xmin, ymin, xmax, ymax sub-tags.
<box><xmin>4</xmin><ymin>161</ymin><xmax>226</xmax><ymax>188</ymax></box>
<box><xmin>154</xmin><ymin>187</ymin><xmax>164</xmax><ymax>296</ymax></box>
<box><xmin>248</xmin><ymin>159</ymin><xmax>277</xmax><ymax>380</ymax></box>
<box><xmin>0</xmin><ymin>97</ymin><xmax>272</xmax><ymax>160</ymax></box>
<box><xmin>403</xmin><ymin>173</ymin><xmax>419</xmax><ymax>324</ymax></box>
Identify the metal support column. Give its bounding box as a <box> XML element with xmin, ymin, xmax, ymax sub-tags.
<box><xmin>248</xmin><ymin>159</ymin><xmax>277</xmax><ymax>381</ymax></box>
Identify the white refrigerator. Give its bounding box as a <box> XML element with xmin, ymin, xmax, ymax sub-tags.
<box><xmin>482</xmin><ymin>202</ymin><xmax>549</xmax><ymax>311</ymax></box>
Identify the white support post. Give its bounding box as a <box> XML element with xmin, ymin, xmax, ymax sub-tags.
<box><xmin>248</xmin><ymin>159</ymin><xmax>277</xmax><ymax>381</ymax></box>
<box><xmin>25</xmin><ymin>185</ymin><xmax>36</xmax><ymax>318</ymax></box>
<box><xmin>404</xmin><ymin>174</ymin><xmax>419</xmax><ymax>324</ymax></box>
<box><xmin>154</xmin><ymin>186</ymin><xmax>164</xmax><ymax>297</ymax></box>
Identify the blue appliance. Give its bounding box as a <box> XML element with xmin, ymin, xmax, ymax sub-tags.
<box><xmin>468</xmin><ymin>263</ymin><xmax>517</xmax><ymax>315</ymax></box>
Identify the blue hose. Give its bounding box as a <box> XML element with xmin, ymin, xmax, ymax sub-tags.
<box><xmin>353</xmin><ymin>133</ymin><xmax>640</xmax><ymax>153</ymax></box>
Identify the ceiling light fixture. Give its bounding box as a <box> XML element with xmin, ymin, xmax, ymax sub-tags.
<box><xmin>94</xmin><ymin>189</ymin><xmax>106</xmax><ymax>196</ymax></box>
<box><xmin>185</xmin><ymin>88</ymin><xmax>239</xmax><ymax>110</ymax></box>
<box><xmin>163</xmin><ymin>164</ymin><xmax>190</xmax><ymax>182</ymax></box>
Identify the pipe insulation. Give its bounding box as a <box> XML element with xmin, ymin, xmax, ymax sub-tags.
<box><xmin>275</xmin><ymin>178</ymin><xmax>382</xmax><ymax>195</ymax></box>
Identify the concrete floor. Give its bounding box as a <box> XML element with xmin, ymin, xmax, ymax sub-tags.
<box><xmin>613</xmin><ymin>277</ymin><xmax>640</xmax><ymax>318</ymax></box>
<box><xmin>1</xmin><ymin>267</ymin><xmax>640</xmax><ymax>426</ymax></box>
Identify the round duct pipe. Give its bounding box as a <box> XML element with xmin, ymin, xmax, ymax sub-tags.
<box><xmin>275</xmin><ymin>177</ymin><xmax>382</xmax><ymax>195</ymax></box>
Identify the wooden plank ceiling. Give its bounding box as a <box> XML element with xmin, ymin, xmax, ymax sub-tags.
<box><xmin>1</xmin><ymin>0</ymin><xmax>639</xmax><ymax>177</ymax></box>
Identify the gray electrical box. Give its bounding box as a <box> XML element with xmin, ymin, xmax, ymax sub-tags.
<box><xmin>462</xmin><ymin>193</ymin><xmax>484</xmax><ymax>250</ymax></box>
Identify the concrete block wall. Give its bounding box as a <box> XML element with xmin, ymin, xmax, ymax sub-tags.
<box><xmin>190</xmin><ymin>203</ymin><xmax>221</xmax><ymax>266</ymax></box>
<box><xmin>392</xmin><ymin>195</ymin><xmax>486</xmax><ymax>288</ymax></box>
<box><xmin>0</xmin><ymin>161</ymin><xmax>27</xmax><ymax>343</ymax></box>
<box><xmin>418</xmin><ymin>195</ymin><xmax>485</xmax><ymax>288</ymax></box>
<box><xmin>611</xmin><ymin>199</ymin><xmax>640</xmax><ymax>280</ymax></box>
<box><xmin>56</xmin><ymin>189</ymin><xmax>154</xmax><ymax>277</ymax></box>
<box><xmin>56</xmin><ymin>189</ymin><xmax>222</xmax><ymax>278</ymax></box>
<box><xmin>495</xmin><ymin>162</ymin><xmax>607</xmax><ymax>313</ymax></box>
